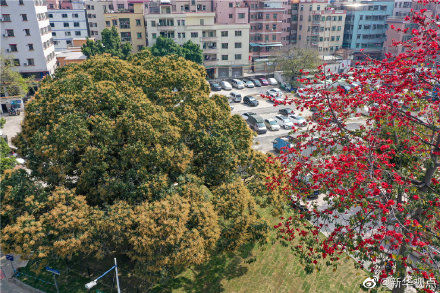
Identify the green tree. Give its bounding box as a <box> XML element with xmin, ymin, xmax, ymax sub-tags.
<box><xmin>151</xmin><ymin>37</ymin><xmax>203</xmax><ymax>64</ymax></box>
<box><xmin>6</xmin><ymin>53</ymin><xmax>274</xmax><ymax>289</ymax></box>
<box><xmin>182</xmin><ymin>40</ymin><xmax>203</xmax><ymax>64</ymax></box>
<box><xmin>0</xmin><ymin>116</ymin><xmax>15</xmax><ymax>175</ymax></box>
<box><xmin>275</xmin><ymin>47</ymin><xmax>321</xmax><ymax>85</ymax></box>
<box><xmin>0</xmin><ymin>55</ymin><xmax>31</xmax><ymax>97</ymax></box>
<box><xmin>81</xmin><ymin>27</ymin><xmax>132</xmax><ymax>59</ymax></box>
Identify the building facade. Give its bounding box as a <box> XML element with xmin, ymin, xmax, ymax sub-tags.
<box><xmin>145</xmin><ymin>2</ymin><xmax>250</xmax><ymax>78</ymax></box>
<box><xmin>48</xmin><ymin>1</ymin><xmax>89</xmax><ymax>51</ymax></box>
<box><xmin>1</xmin><ymin>0</ymin><xmax>56</xmax><ymax>77</ymax></box>
<box><xmin>341</xmin><ymin>0</ymin><xmax>394</xmax><ymax>60</ymax></box>
<box><xmin>295</xmin><ymin>0</ymin><xmax>346</xmax><ymax>55</ymax></box>
<box><xmin>103</xmin><ymin>2</ymin><xmax>147</xmax><ymax>52</ymax></box>
<box><xmin>85</xmin><ymin>0</ymin><xmax>109</xmax><ymax>39</ymax></box>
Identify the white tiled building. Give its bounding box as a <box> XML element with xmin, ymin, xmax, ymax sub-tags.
<box><xmin>48</xmin><ymin>1</ymin><xmax>89</xmax><ymax>51</ymax></box>
<box><xmin>1</xmin><ymin>0</ymin><xmax>56</xmax><ymax>77</ymax></box>
<box><xmin>85</xmin><ymin>0</ymin><xmax>110</xmax><ymax>39</ymax></box>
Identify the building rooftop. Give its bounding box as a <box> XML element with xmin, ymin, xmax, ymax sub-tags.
<box><xmin>56</xmin><ymin>50</ymin><xmax>87</xmax><ymax>60</ymax></box>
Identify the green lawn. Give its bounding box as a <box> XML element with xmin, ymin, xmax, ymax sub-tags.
<box><xmin>171</xmin><ymin>209</ymin><xmax>376</xmax><ymax>293</ymax></box>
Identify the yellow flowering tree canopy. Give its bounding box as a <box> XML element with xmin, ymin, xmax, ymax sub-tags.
<box><xmin>2</xmin><ymin>53</ymin><xmax>275</xmax><ymax>287</ymax></box>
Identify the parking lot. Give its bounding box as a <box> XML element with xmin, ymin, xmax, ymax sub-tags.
<box><xmin>211</xmin><ymin>84</ymin><xmax>314</xmax><ymax>153</ymax></box>
<box><xmin>211</xmin><ymin>84</ymin><xmax>366</xmax><ymax>154</ymax></box>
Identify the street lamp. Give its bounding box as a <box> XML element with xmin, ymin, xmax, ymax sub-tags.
<box><xmin>85</xmin><ymin>258</ymin><xmax>121</xmax><ymax>293</ymax></box>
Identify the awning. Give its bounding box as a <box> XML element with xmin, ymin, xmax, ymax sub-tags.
<box><xmin>250</xmin><ymin>42</ymin><xmax>283</xmax><ymax>47</ymax></box>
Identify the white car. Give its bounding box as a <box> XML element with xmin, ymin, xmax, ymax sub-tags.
<box><xmin>268</xmin><ymin>78</ymin><xmax>278</xmax><ymax>85</ymax></box>
<box><xmin>289</xmin><ymin>115</ymin><xmax>307</xmax><ymax>127</ymax></box>
<box><xmin>264</xmin><ymin>118</ymin><xmax>280</xmax><ymax>131</ymax></box>
<box><xmin>268</xmin><ymin>88</ymin><xmax>282</xmax><ymax>95</ymax></box>
<box><xmin>220</xmin><ymin>81</ymin><xmax>232</xmax><ymax>90</ymax></box>
<box><xmin>231</xmin><ymin>79</ymin><xmax>245</xmax><ymax>89</ymax></box>
<box><xmin>275</xmin><ymin>115</ymin><xmax>294</xmax><ymax>129</ymax></box>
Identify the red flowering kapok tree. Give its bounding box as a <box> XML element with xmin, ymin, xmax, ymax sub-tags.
<box><xmin>271</xmin><ymin>3</ymin><xmax>440</xmax><ymax>292</ymax></box>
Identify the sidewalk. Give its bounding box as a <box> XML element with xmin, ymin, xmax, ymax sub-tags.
<box><xmin>0</xmin><ymin>253</ymin><xmax>42</xmax><ymax>293</ymax></box>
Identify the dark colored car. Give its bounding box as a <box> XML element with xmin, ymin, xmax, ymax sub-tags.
<box><xmin>278</xmin><ymin>108</ymin><xmax>294</xmax><ymax>116</ymax></box>
<box><xmin>259</xmin><ymin>78</ymin><xmax>269</xmax><ymax>86</ymax></box>
<box><xmin>298</xmin><ymin>175</ymin><xmax>320</xmax><ymax>200</ymax></box>
<box><xmin>251</xmin><ymin>78</ymin><xmax>262</xmax><ymax>87</ymax></box>
<box><xmin>243</xmin><ymin>95</ymin><xmax>259</xmax><ymax>107</ymax></box>
<box><xmin>209</xmin><ymin>81</ymin><xmax>222</xmax><ymax>91</ymax></box>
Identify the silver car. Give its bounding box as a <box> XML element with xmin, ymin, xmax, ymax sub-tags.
<box><xmin>231</xmin><ymin>79</ymin><xmax>245</xmax><ymax>89</ymax></box>
<box><xmin>275</xmin><ymin>115</ymin><xmax>294</xmax><ymax>129</ymax></box>
<box><xmin>264</xmin><ymin>118</ymin><xmax>280</xmax><ymax>131</ymax></box>
<box><xmin>220</xmin><ymin>80</ymin><xmax>232</xmax><ymax>90</ymax></box>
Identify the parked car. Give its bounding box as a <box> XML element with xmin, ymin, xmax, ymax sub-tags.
<box><xmin>247</xmin><ymin>115</ymin><xmax>267</xmax><ymax>134</ymax></box>
<box><xmin>297</xmin><ymin>175</ymin><xmax>320</xmax><ymax>200</ymax></box>
<box><xmin>273</xmin><ymin>137</ymin><xmax>293</xmax><ymax>153</ymax></box>
<box><xmin>268</xmin><ymin>88</ymin><xmax>282</xmax><ymax>96</ymax></box>
<box><xmin>243</xmin><ymin>79</ymin><xmax>255</xmax><ymax>88</ymax></box>
<box><xmin>251</xmin><ymin>78</ymin><xmax>262</xmax><ymax>87</ymax></box>
<box><xmin>268</xmin><ymin>77</ymin><xmax>278</xmax><ymax>85</ymax></box>
<box><xmin>280</xmin><ymin>82</ymin><xmax>296</xmax><ymax>92</ymax></box>
<box><xmin>264</xmin><ymin>118</ymin><xmax>280</xmax><ymax>131</ymax></box>
<box><xmin>312</xmin><ymin>112</ymin><xmax>334</xmax><ymax>124</ymax></box>
<box><xmin>289</xmin><ymin>115</ymin><xmax>307</xmax><ymax>127</ymax></box>
<box><xmin>278</xmin><ymin>108</ymin><xmax>294</xmax><ymax>116</ymax></box>
<box><xmin>229</xmin><ymin>92</ymin><xmax>242</xmax><ymax>103</ymax></box>
<box><xmin>243</xmin><ymin>95</ymin><xmax>259</xmax><ymax>107</ymax></box>
<box><xmin>259</xmin><ymin>77</ymin><xmax>269</xmax><ymax>86</ymax></box>
<box><xmin>209</xmin><ymin>81</ymin><xmax>222</xmax><ymax>91</ymax></box>
<box><xmin>242</xmin><ymin>112</ymin><xmax>257</xmax><ymax>120</ymax></box>
<box><xmin>220</xmin><ymin>81</ymin><xmax>232</xmax><ymax>90</ymax></box>
<box><xmin>275</xmin><ymin>115</ymin><xmax>294</xmax><ymax>129</ymax></box>
<box><xmin>231</xmin><ymin>79</ymin><xmax>245</xmax><ymax>89</ymax></box>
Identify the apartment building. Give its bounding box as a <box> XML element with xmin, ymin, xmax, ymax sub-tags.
<box><xmin>48</xmin><ymin>1</ymin><xmax>89</xmax><ymax>51</ymax></box>
<box><xmin>103</xmin><ymin>2</ymin><xmax>147</xmax><ymax>52</ymax></box>
<box><xmin>245</xmin><ymin>0</ymin><xmax>289</xmax><ymax>61</ymax></box>
<box><xmin>85</xmin><ymin>0</ymin><xmax>108</xmax><ymax>39</ymax></box>
<box><xmin>341</xmin><ymin>0</ymin><xmax>394</xmax><ymax>60</ymax></box>
<box><xmin>393</xmin><ymin>0</ymin><xmax>412</xmax><ymax>17</ymax></box>
<box><xmin>295</xmin><ymin>0</ymin><xmax>346</xmax><ymax>55</ymax></box>
<box><xmin>1</xmin><ymin>0</ymin><xmax>56</xmax><ymax>78</ymax></box>
<box><xmin>145</xmin><ymin>1</ymin><xmax>249</xmax><ymax>78</ymax></box>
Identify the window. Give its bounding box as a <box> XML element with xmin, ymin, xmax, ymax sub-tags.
<box><xmin>229</xmin><ymin>2</ymin><xmax>233</xmax><ymax>7</ymax></box>
<box><xmin>6</xmin><ymin>29</ymin><xmax>14</xmax><ymax>37</ymax></box>
<box><xmin>151</xmin><ymin>20</ymin><xmax>156</xmax><ymax>27</ymax></box>
<box><xmin>73</xmin><ymin>13</ymin><xmax>78</xmax><ymax>18</ymax></box>
<box><xmin>235</xmin><ymin>30</ymin><xmax>241</xmax><ymax>36</ymax></box>
<box><xmin>273</xmin><ymin>13</ymin><xmax>277</xmax><ymax>19</ymax></box>
<box><xmin>238</xmin><ymin>13</ymin><xmax>245</xmax><ymax>19</ymax></box>
<box><xmin>222</xmin><ymin>43</ymin><xmax>228</xmax><ymax>49</ymax></box>
<box><xmin>272</xmin><ymin>35</ymin><xmax>276</xmax><ymax>41</ymax></box>
<box><xmin>74</xmin><ymin>22</ymin><xmax>79</xmax><ymax>27</ymax></box>
<box><xmin>222</xmin><ymin>55</ymin><xmax>228</xmax><ymax>60</ymax></box>
<box><xmin>21</xmin><ymin>14</ymin><xmax>27</xmax><ymax>21</ymax></box>
<box><xmin>52</xmin><ymin>32</ymin><xmax>56</xmax><ymax>36</ymax></box>
<box><xmin>19</xmin><ymin>0</ymin><xmax>23</xmax><ymax>4</ymax></box>
<box><xmin>136</xmin><ymin>19</ymin><xmax>141</xmax><ymax>26</ymax></box>
<box><xmin>48</xmin><ymin>13</ymin><xmax>53</xmax><ymax>18</ymax></box>
<box><xmin>137</xmin><ymin>32</ymin><xmax>142</xmax><ymax>39</ymax></box>
<box><xmin>191</xmin><ymin>32</ymin><xmax>198</xmax><ymax>38</ymax></box>
<box><xmin>24</xmin><ymin>29</ymin><xmax>30</xmax><ymax>36</ymax></box>
<box><xmin>266</xmin><ymin>14</ymin><xmax>270</xmax><ymax>19</ymax></box>
<box><xmin>200</xmin><ymin>19</ymin><xmax>204</xmax><ymax>25</ymax></box>
<box><xmin>336</xmin><ymin>36</ymin><xmax>340</xmax><ymax>41</ymax></box>
<box><xmin>27</xmin><ymin>43</ymin><xmax>34</xmax><ymax>51</ymax></box>
<box><xmin>221</xmin><ymin>31</ymin><xmax>228</xmax><ymax>37</ymax></box>
<box><xmin>62</xmin><ymin>13</ymin><xmax>68</xmax><ymax>18</ymax></box>
<box><xmin>117</xmin><ymin>4</ymin><xmax>124</xmax><ymax>9</ymax></box>
<box><xmin>50</xmin><ymin>23</ymin><xmax>54</xmax><ymax>27</ymax></box>
<box><xmin>337</xmin><ymin>26</ymin><xmax>341</xmax><ymax>31</ymax></box>
<box><xmin>106</xmin><ymin>21</ymin><xmax>110</xmax><ymax>27</ymax></box>
<box><xmin>9</xmin><ymin>44</ymin><xmax>17</xmax><ymax>52</ymax></box>
<box><xmin>120</xmin><ymin>32</ymin><xmax>131</xmax><ymax>41</ymax></box>
<box><xmin>235</xmin><ymin>42</ymin><xmax>241</xmax><ymax>48</ymax></box>
<box><xmin>0</xmin><ymin>0</ymin><xmax>6</xmax><ymax>5</ymax></box>
<box><xmin>112</xmin><ymin>19</ymin><xmax>118</xmax><ymax>26</ymax></box>
<box><xmin>152</xmin><ymin>33</ymin><xmax>157</xmax><ymax>39</ymax></box>
<box><xmin>235</xmin><ymin>54</ymin><xmax>241</xmax><ymax>60</ymax></box>
<box><xmin>119</xmin><ymin>18</ymin><xmax>130</xmax><ymax>29</ymax></box>
<box><xmin>75</xmin><ymin>31</ymin><xmax>81</xmax><ymax>36</ymax></box>
<box><xmin>63</xmin><ymin>22</ymin><xmax>69</xmax><ymax>27</ymax></box>
<box><xmin>13</xmin><ymin>59</ymin><xmax>20</xmax><ymax>66</ymax></box>
<box><xmin>65</xmin><ymin>31</ymin><xmax>71</xmax><ymax>36</ymax></box>
<box><xmin>229</xmin><ymin>14</ymin><xmax>233</xmax><ymax>19</ymax></box>
<box><xmin>2</xmin><ymin>14</ymin><xmax>10</xmax><ymax>21</ymax></box>
<box><xmin>273</xmin><ymin>24</ymin><xmax>276</xmax><ymax>30</ymax></box>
